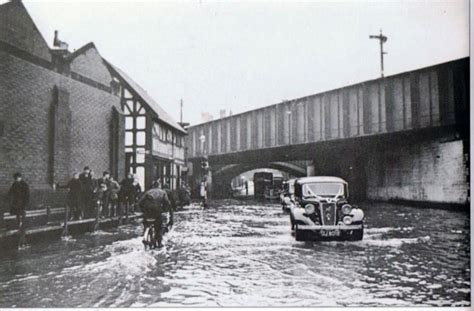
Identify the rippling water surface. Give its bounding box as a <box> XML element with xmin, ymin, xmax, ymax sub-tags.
<box><xmin>0</xmin><ymin>201</ymin><xmax>470</xmax><ymax>307</ymax></box>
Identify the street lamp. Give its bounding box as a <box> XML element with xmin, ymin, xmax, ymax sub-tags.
<box><xmin>369</xmin><ymin>29</ymin><xmax>388</xmax><ymax>78</ymax></box>
<box><xmin>199</xmin><ymin>134</ymin><xmax>206</xmax><ymax>155</ymax></box>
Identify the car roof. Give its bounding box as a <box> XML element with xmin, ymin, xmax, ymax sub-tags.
<box><xmin>296</xmin><ymin>176</ymin><xmax>348</xmax><ymax>184</ymax></box>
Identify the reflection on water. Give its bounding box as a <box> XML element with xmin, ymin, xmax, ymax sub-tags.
<box><xmin>0</xmin><ymin>201</ymin><xmax>470</xmax><ymax>307</ymax></box>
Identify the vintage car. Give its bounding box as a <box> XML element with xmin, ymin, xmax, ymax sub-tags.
<box><xmin>280</xmin><ymin>179</ymin><xmax>296</xmax><ymax>212</ymax></box>
<box><xmin>289</xmin><ymin>176</ymin><xmax>364</xmax><ymax>241</ymax></box>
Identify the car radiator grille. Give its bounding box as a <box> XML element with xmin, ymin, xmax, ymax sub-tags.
<box><xmin>319</xmin><ymin>203</ymin><xmax>337</xmax><ymax>225</ymax></box>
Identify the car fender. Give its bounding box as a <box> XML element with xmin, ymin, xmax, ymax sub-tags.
<box><xmin>292</xmin><ymin>206</ymin><xmax>311</xmax><ymax>223</ymax></box>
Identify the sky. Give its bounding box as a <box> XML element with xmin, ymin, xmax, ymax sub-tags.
<box><xmin>16</xmin><ymin>0</ymin><xmax>470</xmax><ymax>126</ymax></box>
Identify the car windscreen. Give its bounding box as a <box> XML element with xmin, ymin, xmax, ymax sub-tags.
<box><xmin>302</xmin><ymin>182</ymin><xmax>344</xmax><ymax>197</ymax></box>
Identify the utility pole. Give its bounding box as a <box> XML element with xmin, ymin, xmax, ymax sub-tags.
<box><xmin>369</xmin><ymin>29</ymin><xmax>388</xmax><ymax>78</ymax></box>
<box><xmin>180</xmin><ymin>99</ymin><xmax>183</xmax><ymax>124</ymax></box>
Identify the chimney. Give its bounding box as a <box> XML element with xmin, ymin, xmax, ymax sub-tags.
<box><xmin>51</xmin><ymin>30</ymin><xmax>70</xmax><ymax>73</ymax></box>
<box><xmin>53</xmin><ymin>30</ymin><xmax>69</xmax><ymax>50</ymax></box>
<box><xmin>53</xmin><ymin>30</ymin><xmax>59</xmax><ymax>46</ymax></box>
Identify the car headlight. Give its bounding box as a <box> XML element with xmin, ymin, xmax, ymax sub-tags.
<box><xmin>341</xmin><ymin>204</ymin><xmax>352</xmax><ymax>215</ymax></box>
<box><xmin>304</xmin><ymin>204</ymin><xmax>316</xmax><ymax>214</ymax></box>
<box><xmin>343</xmin><ymin>215</ymin><xmax>352</xmax><ymax>225</ymax></box>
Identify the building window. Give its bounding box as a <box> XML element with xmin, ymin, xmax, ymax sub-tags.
<box><xmin>136</xmin><ymin>166</ymin><xmax>145</xmax><ymax>189</ymax></box>
<box><xmin>136</xmin><ymin>148</ymin><xmax>146</xmax><ymax>164</ymax></box>
<box><xmin>153</xmin><ymin>122</ymin><xmax>160</xmax><ymax>138</ymax></box>
<box><xmin>173</xmin><ymin>134</ymin><xmax>181</xmax><ymax>147</ymax></box>
<box><xmin>160</xmin><ymin>125</ymin><xmax>166</xmax><ymax>141</ymax></box>
<box><xmin>125</xmin><ymin>117</ymin><xmax>133</xmax><ymax>130</ymax></box>
<box><xmin>136</xmin><ymin>116</ymin><xmax>146</xmax><ymax>129</ymax></box>
<box><xmin>125</xmin><ymin>131</ymin><xmax>134</xmax><ymax>146</ymax></box>
<box><xmin>136</xmin><ymin>131</ymin><xmax>146</xmax><ymax>146</ymax></box>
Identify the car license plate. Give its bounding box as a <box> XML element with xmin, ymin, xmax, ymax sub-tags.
<box><xmin>320</xmin><ymin>229</ymin><xmax>340</xmax><ymax>237</ymax></box>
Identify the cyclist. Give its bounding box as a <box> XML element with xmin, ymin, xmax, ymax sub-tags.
<box><xmin>138</xmin><ymin>182</ymin><xmax>173</xmax><ymax>248</ymax></box>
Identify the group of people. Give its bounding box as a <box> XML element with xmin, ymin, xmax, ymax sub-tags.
<box><xmin>64</xmin><ymin>166</ymin><xmax>142</xmax><ymax>221</ymax></box>
<box><xmin>5</xmin><ymin>168</ymin><xmax>192</xmax><ymax>243</ymax></box>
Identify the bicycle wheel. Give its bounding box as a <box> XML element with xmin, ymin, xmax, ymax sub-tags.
<box><xmin>149</xmin><ymin>225</ymin><xmax>157</xmax><ymax>249</ymax></box>
<box><xmin>143</xmin><ymin>226</ymin><xmax>150</xmax><ymax>250</ymax></box>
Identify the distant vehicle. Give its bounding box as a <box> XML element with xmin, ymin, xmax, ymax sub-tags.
<box><xmin>254</xmin><ymin>172</ymin><xmax>273</xmax><ymax>198</ymax></box>
<box><xmin>280</xmin><ymin>179</ymin><xmax>296</xmax><ymax>212</ymax></box>
<box><xmin>273</xmin><ymin>176</ymin><xmax>284</xmax><ymax>190</ymax></box>
<box><xmin>264</xmin><ymin>187</ymin><xmax>279</xmax><ymax>200</ymax></box>
<box><xmin>263</xmin><ymin>175</ymin><xmax>284</xmax><ymax>200</ymax></box>
<box><xmin>290</xmin><ymin>176</ymin><xmax>364</xmax><ymax>241</ymax></box>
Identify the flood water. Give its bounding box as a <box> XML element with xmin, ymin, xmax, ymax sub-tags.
<box><xmin>0</xmin><ymin>200</ymin><xmax>470</xmax><ymax>307</ymax></box>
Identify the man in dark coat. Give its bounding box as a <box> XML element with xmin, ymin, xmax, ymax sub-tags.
<box><xmin>132</xmin><ymin>175</ymin><xmax>142</xmax><ymax>213</ymax></box>
<box><xmin>138</xmin><ymin>183</ymin><xmax>172</xmax><ymax>248</ymax></box>
<box><xmin>178</xmin><ymin>183</ymin><xmax>191</xmax><ymax>207</ymax></box>
<box><xmin>119</xmin><ymin>174</ymin><xmax>134</xmax><ymax>217</ymax></box>
<box><xmin>7</xmin><ymin>172</ymin><xmax>29</xmax><ymax>229</ymax></box>
<box><xmin>163</xmin><ymin>183</ymin><xmax>177</xmax><ymax>211</ymax></box>
<box><xmin>79</xmin><ymin>166</ymin><xmax>95</xmax><ymax>218</ymax></box>
<box><xmin>66</xmin><ymin>172</ymin><xmax>83</xmax><ymax>220</ymax></box>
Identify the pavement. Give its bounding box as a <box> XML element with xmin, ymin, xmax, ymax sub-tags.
<box><xmin>0</xmin><ymin>211</ymin><xmax>143</xmax><ymax>250</ymax></box>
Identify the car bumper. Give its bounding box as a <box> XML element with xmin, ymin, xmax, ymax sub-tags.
<box><xmin>296</xmin><ymin>224</ymin><xmax>363</xmax><ymax>241</ymax></box>
<box><xmin>297</xmin><ymin>224</ymin><xmax>363</xmax><ymax>231</ymax></box>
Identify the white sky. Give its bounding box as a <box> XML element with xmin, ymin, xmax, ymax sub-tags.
<box><xmin>17</xmin><ymin>0</ymin><xmax>470</xmax><ymax>125</ymax></box>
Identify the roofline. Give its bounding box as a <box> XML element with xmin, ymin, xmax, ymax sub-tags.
<box><xmin>103</xmin><ymin>59</ymin><xmax>187</xmax><ymax>134</ymax></box>
<box><xmin>64</xmin><ymin>42</ymin><xmax>96</xmax><ymax>61</ymax></box>
<box><xmin>2</xmin><ymin>0</ymin><xmax>52</xmax><ymax>59</ymax></box>
<box><xmin>188</xmin><ymin>56</ymin><xmax>469</xmax><ymax>129</ymax></box>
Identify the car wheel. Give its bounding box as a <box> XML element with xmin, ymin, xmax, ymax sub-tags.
<box><xmin>294</xmin><ymin>224</ymin><xmax>306</xmax><ymax>241</ymax></box>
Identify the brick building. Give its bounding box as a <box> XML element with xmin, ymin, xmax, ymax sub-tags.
<box><xmin>0</xmin><ymin>0</ymin><xmax>186</xmax><ymax>211</ymax></box>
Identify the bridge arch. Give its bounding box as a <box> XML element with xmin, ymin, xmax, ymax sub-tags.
<box><xmin>210</xmin><ymin>162</ymin><xmax>307</xmax><ymax>198</ymax></box>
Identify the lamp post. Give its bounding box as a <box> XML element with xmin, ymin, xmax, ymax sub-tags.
<box><xmin>199</xmin><ymin>134</ymin><xmax>206</xmax><ymax>155</ymax></box>
<box><xmin>369</xmin><ymin>29</ymin><xmax>388</xmax><ymax>78</ymax></box>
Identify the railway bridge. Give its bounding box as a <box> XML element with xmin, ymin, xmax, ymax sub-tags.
<box><xmin>186</xmin><ymin>58</ymin><xmax>469</xmax><ymax>206</ymax></box>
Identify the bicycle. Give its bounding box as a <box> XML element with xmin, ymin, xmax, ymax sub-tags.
<box><xmin>142</xmin><ymin>218</ymin><xmax>158</xmax><ymax>249</ymax></box>
<box><xmin>142</xmin><ymin>216</ymin><xmax>172</xmax><ymax>250</ymax></box>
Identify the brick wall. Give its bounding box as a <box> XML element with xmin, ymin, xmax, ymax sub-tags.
<box><xmin>0</xmin><ymin>1</ymin><xmax>51</xmax><ymax>62</ymax></box>
<box><xmin>0</xmin><ymin>1</ymin><xmax>126</xmax><ymax>212</ymax></box>
<box><xmin>52</xmin><ymin>86</ymin><xmax>72</xmax><ymax>185</ymax></box>
<box><xmin>70</xmin><ymin>47</ymin><xmax>114</xmax><ymax>86</ymax></box>
<box><xmin>0</xmin><ymin>51</ymin><xmax>57</xmax><ymax>188</ymax></box>
<box><xmin>0</xmin><ymin>49</ymin><xmax>123</xmax><ymax>211</ymax></box>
